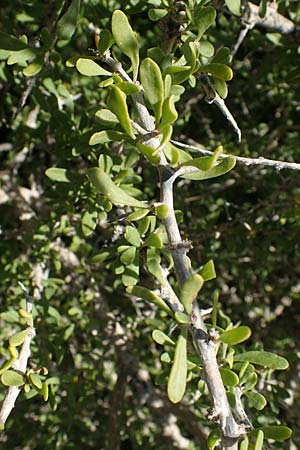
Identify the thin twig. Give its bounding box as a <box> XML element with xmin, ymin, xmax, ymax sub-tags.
<box><xmin>171</xmin><ymin>139</ymin><xmax>300</xmax><ymax>171</ymax></box>
<box><xmin>0</xmin><ymin>286</ymin><xmax>35</xmax><ymax>428</ymax></box>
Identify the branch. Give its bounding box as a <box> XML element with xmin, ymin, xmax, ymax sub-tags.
<box><xmin>0</xmin><ymin>286</ymin><xmax>35</xmax><ymax>428</ymax></box>
<box><xmin>201</xmin><ymin>77</ymin><xmax>241</xmax><ymax>142</ymax></box>
<box><xmin>171</xmin><ymin>139</ymin><xmax>300</xmax><ymax>171</ymax></box>
<box><xmin>100</xmin><ymin>53</ymin><xmax>243</xmax><ymax>449</ymax></box>
<box><xmin>246</xmin><ymin>2</ymin><xmax>296</xmax><ymax>34</ymax></box>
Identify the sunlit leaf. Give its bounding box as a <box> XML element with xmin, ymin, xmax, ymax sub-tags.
<box><xmin>45</xmin><ymin>168</ymin><xmax>71</xmax><ymax>183</ymax></box>
<box><xmin>29</xmin><ymin>373</ymin><xmax>43</xmax><ymax>390</ymax></box>
<box><xmin>235</xmin><ymin>351</ymin><xmax>289</xmax><ymax>370</ymax></box>
<box><xmin>126</xmin><ymin>285</ymin><xmax>173</xmax><ymax>316</ymax></box>
<box><xmin>219</xmin><ymin>326</ymin><xmax>252</xmax><ymax>345</ymax></box>
<box><xmin>219</xmin><ymin>368</ymin><xmax>239</xmax><ymax>387</ymax></box>
<box><xmin>180</xmin><ymin>274</ymin><xmax>204</xmax><ymax>314</ymax></box>
<box><xmin>160</xmin><ymin>95</ymin><xmax>178</xmax><ymax>129</ymax></box>
<box><xmin>140</xmin><ymin>57</ymin><xmax>164</xmax><ymax>122</ymax></box>
<box><xmin>9</xmin><ymin>329</ymin><xmax>29</xmax><ymax>347</ymax></box>
<box><xmin>107</xmin><ymin>86</ymin><xmax>135</xmax><ymax>138</ymax></box>
<box><xmin>245</xmin><ymin>391</ymin><xmax>267</xmax><ymax>410</ymax></box>
<box><xmin>225</xmin><ymin>0</ymin><xmax>241</xmax><ymax>16</ymax></box>
<box><xmin>76</xmin><ymin>58</ymin><xmax>111</xmax><ymax>76</ymax></box>
<box><xmin>152</xmin><ymin>330</ymin><xmax>175</xmax><ymax>346</ymax></box>
<box><xmin>112</xmin><ymin>10</ymin><xmax>139</xmax><ymax>80</ymax></box>
<box><xmin>125</xmin><ymin>225</ymin><xmax>141</xmax><ymax>247</ymax></box>
<box><xmin>167</xmin><ymin>327</ymin><xmax>188</xmax><ymax>403</ymax></box>
<box><xmin>254</xmin><ymin>430</ymin><xmax>264</xmax><ymax>450</ymax></box>
<box><xmin>181</xmin><ymin>156</ymin><xmax>236</xmax><ymax>180</ymax></box>
<box><xmin>255</xmin><ymin>426</ymin><xmax>292</xmax><ymax>442</ymax></box>
<box><xmin>200</xmin><ymin>63</ymin><xmax>233</xmax><ymax>81</ymax></box>
<box><xmin>194</xmin><ymin>6</ymin><xmax>216</xmax><ymax>39</ymax></box>
<box><xmin>56</xmin><ymin>0</ymin><xmax>81</xmax><ymax>41</ymax></box>
<box><xmin>87</xmin><ymin>167</ymin><xmax>148</xmax><ymax>208</ymax></box>
<box><xmin>1</xmin><ymin>370</ymin><xmax>25</xmax><ymax>387</ymax></box>
<box><xmin>199</xmin><ymin>260</ymin><xmax>216</xmax><ymax>281</ymax></box>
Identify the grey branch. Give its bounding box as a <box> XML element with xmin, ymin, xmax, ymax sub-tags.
<box><xmin>171</xmin><ymin>139</ymin><xmax>300</xmax><ymax>171</ymax></box>
<box><xmin>246</xmin><ymin>2</ymin><xmax>296</xmax><ymax>34</ymax></box>
<box><xmin>0</xmin><ymin>290</ymin><xmax>35</xmax><ymax>428</ymax></box>
<box><xmin>202</xmin><ymin>78</ymin><xmax>241</xmax><ymax>142</ymax></box>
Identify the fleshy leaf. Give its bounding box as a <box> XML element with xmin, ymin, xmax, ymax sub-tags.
<box><xmin>255</xmin><ymin>426</ymin><xmax>292</xmax><ymax>442</ymax></box>
<box><xmin>200</xmin><ymin>63</ymin><xmax>233</xmax><ymax>81</ymax></box>
<box><xmin>89</xmin><ymin>130</ymin><xmax>127</xmax><ymax>145</ymax></box>
<box><xmin>181</xmin><ymin>156</ymin><xmax>236</xmax><ymax>180</ymax></box>
<box><xmin>140</xmin><ymin>57</ymin><xmax>164</xmax><ymax>122</ymax></box>
<box><xmin>234</xmin><ymin>351</ymin><xmax>289</xmax><ymax>370</ymax></box>
<box><xmin>194</xmin><ymin>6</ymin><xmax>216</xmax><ymax>39</ymax></box>
<box><xmin>56</xmin><ymin>0</ymin><xmax>81</xmax><ymax>41</ymax></box>
<box><xmin>126</xmin><ymin>285</ymin><xmax>173</xmax><ymax>316</ymax></box>
<box><xmin>87</xmin><ymin>167</ymin><xmax>148</xmax><ymax>208</ymax></box>
<box><xmin>45</xmin><ymin>168</ymin><xmax>71</xmax><ymax>183</ymax></box>
<box><xmin>111</xmin><ymin>10</ymin><xmax>139</xmax><ymax>80</ymax></box>
<box><xmin>125</xmin><ymin>225</ymin><xmax>141</xmax><ymax>247</ymax></box>
<box><xmin>76</xmin><ymin>58</ymin><xmax>111</xmax><ymax>76</ymax></box>
<box><xmin>98</xmin><ymin>29</ymin><xmax>113</xmax><ymax>56</ymax></box>
<box><xmin>81</xmin><ymin>211</ymin><xmax>97</xmax><ymax>237</ymax></box>
<box><xmin>181</xmin><ymin>274</ymin><xmax>204</xmax><ymax>314</ymax></box>
<box><xmin>9</xmin><ymin>329</ymin><xmax>29</xmax><ymax>347</ymax></box>
<box><xmin>213</xmin><ymin>78</ymin><xmax>228</xmax><ymax>99</ymax></box>
<box><xmin>29</xmin><ymin>373</ymin><xmax>43</xmax><ymax>390</ymax></box>
<box><xmin>23</xmin><ymin>57</ymin><xmax>43</xmax><ymax>76</ymax></box>
<box><xmin>0</xmin><ymin>32</ymin><xmax>29</xmax><ymax>50</ymax></box>
<box><xmin>245</xmin><ymin>391</ymin><xmax>267</xmax><ymax>410</ymax></box>
<box><xmin>219</xmin><ymin>368</ymin><xmax>239</xmax><ymax>387</ymax></box>
<box><xmin>254</xmin><ymin>430</ymin><xmax>264</xmax><ymax>450</ymax></box>
<box><xmin>107</xmin><ymin>86</ymin><xmax>135</xmax><ymax>138</ymax></box>
<box><xmin>1</xmin><ymin>370</ymin><xmax>25</xmax><ymax>387</ymax></box>
<box><xmin>181</xmin><ymin>146</ymin><xmax>223</xmax><ymax>171</ymax></box>
<box><xmin>225</xmin><ymin>0</ymin><xmax>241</xmax><ymax>16</ymax></box>
<box><xmin>167</xmin><ymin>327</ymin><xmax>188</xmax><ymax>403</ymax></box>
<box><xmin>152</xmin><ymin>330</ymin><xmax>175</xmax><ymax>346</ymax></box>
<box><xmin>219</xmin><ymin>326</ymin><xmax>252</xmax><ymax>345</ymax></box>
<box><xmin>148</xmin><ymin>8</ymin><xmax>168</xmax><ymax>21</ymax></box>
<box><xmin>160</xmin><ymin>95</ymin><xmax>178</xmax><ymax>129</ymax></box>
<box><xmin>199</xmin><ymin>260</ymin><xmax>216</xmax><ymax>281</ymax></box>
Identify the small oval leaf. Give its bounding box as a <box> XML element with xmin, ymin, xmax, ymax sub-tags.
<box><xmin>245</xmin><ymin>391</ymin><xmax>267</xmax><ymax>410</ymax></box>
<box><xmin>200</xmin><ymin>63</ymin><xmax>233</xmax><ymax>81</ymax></box>
<box><xmin>56</xmin><ymin>0</ymin><xmax>81</xmax><ymax>41</ymax></box>
<box><xmin>256</xmin><ymin>426</ymin><xmax>292</xmax><ymax>442</ymax></box>
<box><xmin>167</xmin><ymin>327</ymin><xmax>188</xmax><ymax>403</ymax></box>
<box><xmin>254</xmin><ymin>430</ymin><xmax>264</xmax><ymax>450</ymax></box>
<box><xmin>181</xmin><ymin>274</ymin><xmax>204</xmax><ymax>314</ymax></box>
<box><xmin>1</xmin><ymin>370</ymin><xmax>25</xmax><ymax>387</ymax></box>
<box><xmin>126</xmin><ymin>285</ymin><xmax>173</xmax><ymax>316</ymax></box>
<box><xmin>152</xmin><ymin>330</ymin><xmax>175</xmax><ymax>346</ymax></box>
<box><xmin>125</xmin><ymin>225</ymin><xmax>141</xmax><ymax>247</ymax></box>
<box><xmin>9</xmin><ymin>329</ymin><xmax>29</xmax><ymax>347</ymax></box>
<box><xmin>76</xmin><ymin>58</ymin><xmax>111</xmax><ymax>76</ymax></box>
<box><xmin>29</xmin><ymin>373</ymin><xmax>43</xmax><ymax>390</ymax></box>
<box><xmin>107</xmin><ymin>86</ymin><xmax>135</xmax><ymax>138</ymax></box>
<box><xmin>45</xmin><ymin>168</ymin><xmax>70</xmax><ymax>183</ymax></box>
<box><xmin>219</xmin><ymin>368</ymin><xmax>239</xmax><ymax>387</ymax></box>
<box><xmin>112</xmin><ymin>10</ymin><xmax>139</xmax><ymax>80</ymax></box>
<box><xmin>219</xmin><ymin>326</ymin><xmax>251</xmax><ymax>345</ymax></box>
<box><xmin>199</xmin><ymin>260</ymin><xmax>216</xmax><ymax>281</ymax></box>
<box><xmin>87</xmin><ymin>167</ymin><xmax>147</xmax><ymax>208</ymax></box>
<box><xmin>140</xmin><ymin>57</ymin><xmax>164</xmax><ymax>122</ymax></box>
<box><xmin>234</xmin><ymin>351</ymin><xmax>289</xmax><ymax>370</ymax></box>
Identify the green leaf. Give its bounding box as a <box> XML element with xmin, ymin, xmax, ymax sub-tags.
<box><xmin>56</xmin><ymin>0</ymin><xmax>81</xmax><ymax>41</ymax></box>
<box><xmin>1</xmin><ymin>370</ymin><xmax>25</xmax><ymax>387</ymax></box>
<box><xmin>41</xmin><ymin>382</ymin><xmax>49</xmax><ymax>401</ymax></box>
<box><xmin>121</xmin><ymin>262</ymin><xmax>139</xmax><ymax>287</ymax></box>
<box><xmin>126</xmin><ymin>285</ymin><xmax>173</xmax><ymax>316</ymax></box>
<box><xmin>200</xmin><ymin>63</ymin><xmax>233</xmax><ymax>81</ymax></box>
<box><xmin>89</xmin><ymin>130</ymin><xmax>127</xmax><ymax>145</ymax></box>
<box><xmin>23</xmin><ymin>57</ymin><xmax>43</xmax><ymax>76</ymax></box>
<box><xmin>9</xmin><ymin>329</ymin><xmax>29</xmax><ymax>347</ymax></box>
<box><xmin>116</xmin><ymin>81</ymin><xmax>140</xmax><ymax>95</ymax></box>
<box><xmin>125</xmin><ymin>225</ymin><xmax>141</xmax><ymax>247</ymax></box>
<box><xmin>112</xmin><ymin>10</ymin><xmax>139</xmax><ymax>81</ymax></box>
<box><xmin>155</xmin><ymin>204</ymin><xmax>169</xmax><ymax>219</ymax></box>
<box><xmin>254</xmin><ymin>430</ymin><xmax>264</xmax><ymax>450</ymax></box>
<box><xmin>167</xmin><ymin>327</ymin><xmax>188</xmax><ymax>403</ymax></box>
<box><xmin>245</xmin><ymin>391</ymin><xmax>267</xmax><ymax>410</ymax></box>
<box><xmin>219</xmin><ymin>326</ymin><xmax>251</xmax><ymax>345</ymax></box>
<box><xmin>213</xmin><ymin>78</ymin><xmax>228</xmax><ymax>99</ymax></box>
<box><xmin>160</xmin><ymin>95</ymin><xmax>178</xmax><ymax>129</ymax></box>
<box><xmin>120</xmin><ymin>246</ymin><xmax>136</xmax><ymax>265</ymax></box>
<box><xmin>181</xmin><ymin>156</ymin><xmax>236</xmax><ymax>180</ymax></box>
<box><xmin>147</xmin><ymin>257</ymin><xmax>165</xmax><ymax>284</ymax></box>
<box><xmin>152</xmin><ymin>330</ymin><xmax>175</xmax><ymax>346</ymax></box>
<box><xmin>7</xmin><ymin>48</ymin><xmax>38</xmax><ymax>65</ymax></box>
<box><xmin>148</xmin><ymin>8</ymin><xmax>168</xmax><ymax>21</ymax></box>
<box><xmin>255</xmin><ymin>426</ymin><xmax>292</xmax><ymax>442</ymax></box>
<box><xmin>213</xmin><ymin>47</ymin><xmax>231</xmax><ymax>64</ymax></box>
<box><xmin>95</xmin><ymin>109</ymin><xmax>119</xmax><ymax>126</ymax></box>
<box><xmin>81</xmin><ymin>211</ymin><xmax>97</xmax><ymax>237</ymax></box>
<box><xmin>199</xmin><ymin>260</ymin><xmax>216</xmax><ymax>281</ymax></box>
<box><xmin>98</xmin><ymin>29</ymin><xmax>113</xmax><ymax>56</ymax></box>
<box><xmin>127</xmin><ymin>209</ymin><xmax>150</xmax><ymax>222</ymax></box>
<box><xmin>87</xmin><ymin>167</ymin><xmax>147</xmax><ymax>208</ymax></box>
<box><xmin>234</xmin><ymin>351</ymin><xmax>289</xmax><ymax>370</ymax></box>
<box><xmin>45</xmin><ymin>168</ymin><xmax>71</xmax><ymax>183</ymax></box>
<box><xmin>136</xmin><ymin>143</ymin><xmax>160</xmax><ymax>165</ymax></box>
<box><xmin>174</xmin><ymin>311</ymin><xmax>189</xmax><ymax>324</ymax></box>
<box><xmin>239</xmin><ymin>436</ymin><xmax>249</xmax><ymax>450</ymax></box>
<box><xmin>107</xmin><ymin>86</ymin><xmax>135</xmax><ymax>138</ymax></box>
<box><xmin>29</xmin><ymin>373</ymin><xmax>43</xmax><ymax>390</ymax></box>
<box><xmin>212</xmin><ymin>290</ymin><xmax>219</xmax><ymax>328</ymax></box>
<box><xmin>225</xmin><ymin>0</ymin><xmax>241</xmax><ymax>16</ymax></box>
<box><xmin>180</xmin><ymin>274</ymin><xmax>204</xmax><ymax>314</ymax></box>
<box><xmin>144</xmin><ymin>232</ymin><xmax>163</xmax><ymax>248</ymax></box>
<box><xmin>140</xmin><ymin>57</ymin><xmax>164</xmax><ymax>122</ymax></box>
<box><xmin>194</xmin><ymin>6</ymin><xmax>216</xmax><ymax>39</ymax></box>
<box><xmin>207</xmin><ymin>429</ymin><xmax>221</xmax><ymax>450</ymax></box>
<box><xmin>199</xmin><ymin>41</ymin><xmax>215</xmax><ymax>58</ymax></box>
<box><xmin>219</xmin><ymin>368</ymin><xmax>239</xmax><ymax>387</ymax></box>
<box><xmin>76</xmin><ymin>58</ymin><xmax>111</xmax><ymax>76</ymax></box>
<box><xmin>0</xmin><ymin>32</ymin><xmax>29</xmax><ymax>50</ymax></box>
<box><xmin>181</xmin><ymin>146</ymin><xmax>223</xmax><ymax>171</ymax></box>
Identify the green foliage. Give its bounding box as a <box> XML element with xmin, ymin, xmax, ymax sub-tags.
<box><xmin>0</xmin><ymin>0</ymin><xmax>298</xmax><ymax>448</ymax></box>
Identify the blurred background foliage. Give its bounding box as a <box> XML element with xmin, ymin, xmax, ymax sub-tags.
<box><xmin>0</xmin><ymin>0</ymin><xmax>299</xmax><ymax>449</ymax></box>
